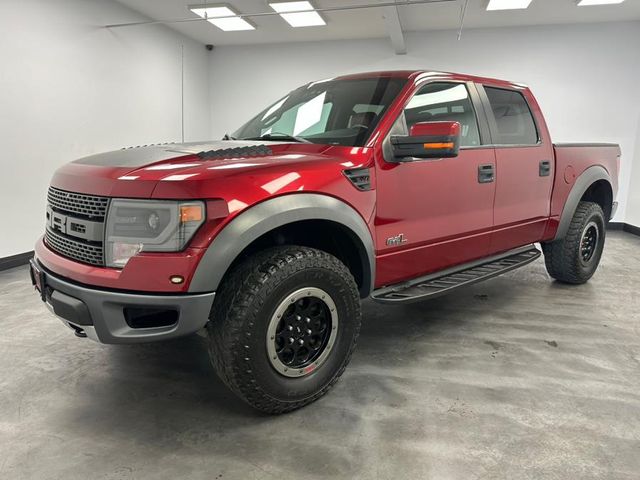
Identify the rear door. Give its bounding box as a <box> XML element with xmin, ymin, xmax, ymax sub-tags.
<box><xmin>478</xmin><ymin>84</ymin><xmax>554</xmax><ymax>252</ymax></box>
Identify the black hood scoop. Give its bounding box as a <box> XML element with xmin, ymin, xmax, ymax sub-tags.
<box><xmin>73</xmin><ymin>141</ymin><xmax>275</xmax><ymax>168</ymax></box>
<box><xmin>197</xmin><ymin>144</ymin><xmax>273</xmax><ymax>160</ymax></box>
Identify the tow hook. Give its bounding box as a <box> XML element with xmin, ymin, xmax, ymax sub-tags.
<box><xmin>69</xmin><ymin>324</ymin><xmax>87</xmax><ymax>338</ymax></box>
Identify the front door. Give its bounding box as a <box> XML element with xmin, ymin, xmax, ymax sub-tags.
<box><xmin>374</xmin><ymin>81</ymin><xmax>496</xmax><ymax>287</ymax></box>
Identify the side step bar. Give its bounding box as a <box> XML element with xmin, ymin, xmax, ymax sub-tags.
<box><xmin>371</xmin><ymin>245</ymin><xmax>541</xmax><ymax>304</ymax></box>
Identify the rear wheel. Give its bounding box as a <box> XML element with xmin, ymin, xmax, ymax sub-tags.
<box><xmin>541</xmin><ymin>201</ymin><xmax>606</xmax><ymax>284</ymax></box>
<box><xmin>207</xmin><ymin>246</ymin><xmax>361</xmax><ymax>414</ymax></box>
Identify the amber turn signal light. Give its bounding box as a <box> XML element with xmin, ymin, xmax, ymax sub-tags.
<box><xmin>180</xmin><ymin>205</ymin><xmax>203</xmax><ymax>223</ymax></box>
<box><xmin>423</xmin><ymin>142</ymin><xmax>455</xmax><ymax>150</ymax></box>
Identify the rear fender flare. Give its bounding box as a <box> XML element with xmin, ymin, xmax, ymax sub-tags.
<box><xmin>188</xmin><ymin>194</ymin><xmax>375</xmax><ymax>297</ymax></box>
<box><xmin>554</xmin><ymin>165</ymin><xmax>612</xmax><ymax>241</ymax></box>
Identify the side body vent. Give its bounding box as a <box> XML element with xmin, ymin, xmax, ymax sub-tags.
<box><xmin>198</xmin><ymin>145</ymin><xmax>273</xmax><ymax>160</ymax></box>
<box><xmin>343</xmin><ymin>168</ymin><xmax>372</xmax><ymax>191</ymax></box>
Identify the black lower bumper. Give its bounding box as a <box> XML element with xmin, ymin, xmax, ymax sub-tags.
<box><xmin>30</xmin><ymin>259</ymin><xmax>215</xmax><ymax>344</ymax></box>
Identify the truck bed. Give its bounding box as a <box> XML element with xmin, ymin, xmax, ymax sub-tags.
<box><xmin>549</xmin><ymin>142</ymin><xmax>620</xmax><ymax>227</ymax></box>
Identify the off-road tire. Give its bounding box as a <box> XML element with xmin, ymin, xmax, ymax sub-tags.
<box><xmin>207</xmin><ymin>246</ymin><xmax>361</xmax><ymax>414</ymax></box>
<box><xmin>541</xmin><ymin>201</ymin><xmax>606</xmax><ymax>284</ymax></box>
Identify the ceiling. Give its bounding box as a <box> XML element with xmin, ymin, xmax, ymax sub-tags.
<box><xmin>113</xmin><ymin>0</ymin><xmax>640</xmax><ymax>46</ymax></box>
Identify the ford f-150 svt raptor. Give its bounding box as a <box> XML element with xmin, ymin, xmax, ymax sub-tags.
<box><xmin>31</xmin><ymin>70</ymin><xmax>620</xmax><ymax>413</ymax></box>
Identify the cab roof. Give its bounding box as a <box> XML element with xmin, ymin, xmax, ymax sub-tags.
<box><xmin>333</xmin><ymin>70</ymin><xmax>527</xmax><ymax>90</ymax></box>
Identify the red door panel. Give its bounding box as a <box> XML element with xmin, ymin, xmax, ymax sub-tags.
<box><xmin>374</xmin><ymin>148</ymin><xmax>496</xmax><ymax>287</ymax></box>
<box><xmin>491</xmin><ymin>146</ymin><xmax>554</xmax><ymax>252</ymax></box>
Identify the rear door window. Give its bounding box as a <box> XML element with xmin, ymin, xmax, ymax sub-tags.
<box><xmin>484</xmin><ymin>87</ymin><xmax>538</xmax><ymax>145</ymax></box>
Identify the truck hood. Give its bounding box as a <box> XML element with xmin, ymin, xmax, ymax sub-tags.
<box><xmin>72</xmin><ymin>140</ymin><xmax>272</xmax><ymax>169</ymax></box>
<box><xmin>50</xmin><ymin>140</ymin><xmax>372</xmax><ymax>201</ymax></box>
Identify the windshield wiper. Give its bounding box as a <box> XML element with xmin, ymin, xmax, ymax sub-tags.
<box><xmin>244</xmin><ymin>133</ymin><xmax>312</xmax><ymax>144</ymax></box>
<box><xmin>222</xmin><ymin>133</ymin><xmax>236</xmax><ymax>140</ymax></box>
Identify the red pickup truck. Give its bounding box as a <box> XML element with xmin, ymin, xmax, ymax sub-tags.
<box><xmin>31</xmin><ymin>70</ymin><xmax>620</xmax><ymax>413</ymax></box>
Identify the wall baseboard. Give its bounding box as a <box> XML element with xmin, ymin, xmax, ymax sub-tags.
<box><xmin>0</xmin><ymin>251</ymin><xmax>34</xmax><ymax>272</ymax></box>
<box><xmin>623</xmin><ymin>223</ymin><xmax>640</xmax><ymax>237</ymax></box>
<box><xmin>607</xmin><ymin>222</ymin><xmax>624</xmax><ymax>231</ymax></box>
<box><xmin>609</xmin><ymin>222</ymin><xmax>640</xmax><ymax>237</ymax></box>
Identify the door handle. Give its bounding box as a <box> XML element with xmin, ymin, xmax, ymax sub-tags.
<box><xmin>539</xmin><ymin>160</ymin><xmax>551</xmax><ymax>177</ymax></box>
<box><xmin>478</xmin><ymin>164</ymin><xmax>495</xmax><ymax>183</ymax></box>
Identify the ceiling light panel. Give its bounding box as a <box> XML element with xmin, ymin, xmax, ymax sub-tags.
<box><xmin>486</xmin><ymin>0</ymin><xmax>533</xmax><ymax>10</ymax></box>
<box><xmin>209</xmin><ymin>17</ymin><xmax>255</xmax><ymax>31</ymax></box>
<box><xmin>577</xmin><ymin>0</ymin><xmax>625</xmax><ymax>5</ymax></box>
<box><xmin>269</xmin><ymin>1</ymin><xmax>326</xmax><ymax>27</ymax></box>
<box><xmin>280</xmin><ymin>11</ymin><xmax>326</xmax><ymax>27</ymax></box>
<box><xmin>189</xmin><ymin>4</ymin><xmax>255</xmax><ymax>31</ymax></box>
<box><xmin>190</xmin><ymin>6</ymin><xmax>233</xmax><ymax>18</ymax></box>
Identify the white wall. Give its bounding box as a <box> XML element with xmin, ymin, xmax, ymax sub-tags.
<box><xmin>0</xmin><ymin>0</ymin><xmax>211</xmax><ymax>258</ymax></box>
<box><xmin>3</xmin><ymin>15</ymin><xmax>639</xmax><ymax>259</ymax></box>
<box><xmin>625</xmin><ymin>117</ymin><xmax>640</xmax><ymax>227</ymax></box>
<box><xmin>208</xmin><ymin>22</ymin><xmax>640</xmax><ymax>224</ymax></box>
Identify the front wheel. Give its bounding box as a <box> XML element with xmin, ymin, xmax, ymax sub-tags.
<box><xmin>207</xmin><ymin>246</ymin><xmax>361</xmax><ymax>414</ymax></box>
<box><xmin>541</xmin><ymin>201</ymin><xmax>606</xmax><ymax>284</ymax></box>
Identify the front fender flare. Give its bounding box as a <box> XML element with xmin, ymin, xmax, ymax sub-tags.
<box><xmin>188</xmin><ymin>194</ymin><xmax>376</xmax><ymax>297</ymax></box>
<box><xmin>554</xmin><ymin>165</ymin><xmax>612</xmax><ymax>241</ymax></box>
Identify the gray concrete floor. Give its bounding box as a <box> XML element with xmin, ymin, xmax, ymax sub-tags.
<box><xmin>1</xmin><ymin>232</ymin><xmax>639</xmax><ymax>480</ymax></box>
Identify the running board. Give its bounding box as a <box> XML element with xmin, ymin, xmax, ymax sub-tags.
<box><xmin>371</xmin><ymin>245</ymin><xmax>541</xmax><ymax>304</ymax></box>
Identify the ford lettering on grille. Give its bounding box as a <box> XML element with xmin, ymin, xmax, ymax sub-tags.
<box><xmin>44</xmin><ymin>187</ymin><xmax>109</xmax><ymax>266</ymax></box>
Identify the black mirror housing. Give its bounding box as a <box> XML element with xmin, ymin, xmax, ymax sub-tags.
<box><xmin>391</xmin><ymin>121</ymin><xmax>461</xmax><ymax>160</ymax></box>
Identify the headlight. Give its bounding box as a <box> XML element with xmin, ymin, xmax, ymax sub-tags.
<box><xmin>105</xmin><ymin>199</ymin><xmax>205</xmax><ymax>268</ymax></box>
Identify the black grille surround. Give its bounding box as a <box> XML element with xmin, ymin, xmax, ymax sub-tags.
<box><xmin>47</xmin><ymin>187</ymin><xmax>109</xmax><ymax>220</ymax></box>
<box><xmin>45</xmin><ymin>187</ymin><xmax>109</xmax><ymax>266</ymax></box>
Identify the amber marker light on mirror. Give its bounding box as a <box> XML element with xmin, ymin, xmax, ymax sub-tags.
<box><xmin>424</xmin><ymin>142</ymin><xmax>455</xmax><ymax>150</ymax></box>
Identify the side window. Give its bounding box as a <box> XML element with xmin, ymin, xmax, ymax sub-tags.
<box><xmin>403</xmin><ymin>83</ymin><xmax>481</xmax><ymax>147</ymax></box>
<box><xmin>484</xmin><ymin>87</ymin><xmax>538</xmax><ymax>145</ymax></box>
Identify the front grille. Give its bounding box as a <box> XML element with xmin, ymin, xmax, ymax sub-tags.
<box><xmin>47</xmin><ymin>187</ymin><xmax>109</xmax><ymax>220</ymax></box>
<box><xmin>45</xmin><ymin>228</ymin><xmax>104</xmax><ymax>266</ymax></box>
<box><xmin>45</xmin><ymin>187</ymin><xmax>109</xmax><ymax>266</ymax></box>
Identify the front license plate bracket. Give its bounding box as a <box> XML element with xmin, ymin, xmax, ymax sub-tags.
<box><xmin>29</xmin><ymin>260</ymin><xmax>47</xmax><ymax>302</ymax></box>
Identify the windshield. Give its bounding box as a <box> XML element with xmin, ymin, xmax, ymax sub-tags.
<box><xmin>232</xmin><ymin>77</ymin><xmax>407</xmax><ymax>147</ymax></box>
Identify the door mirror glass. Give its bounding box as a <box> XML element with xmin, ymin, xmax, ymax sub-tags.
<box><xmin>391</xmin><ymin>121</ymin><xmax>461</xmax><ymax>160</ymax></box>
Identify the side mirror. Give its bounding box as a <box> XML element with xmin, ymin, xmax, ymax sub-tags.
<box><xmin>390</xmin><ymin>121</ymin><xmax>461</xmax><ymax>160</ymax></box>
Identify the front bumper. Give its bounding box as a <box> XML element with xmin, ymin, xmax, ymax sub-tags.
<box><xmin>30</xmin><ymin>258</ymin><xmax>215</xmax><ymax>344</ymax></box>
